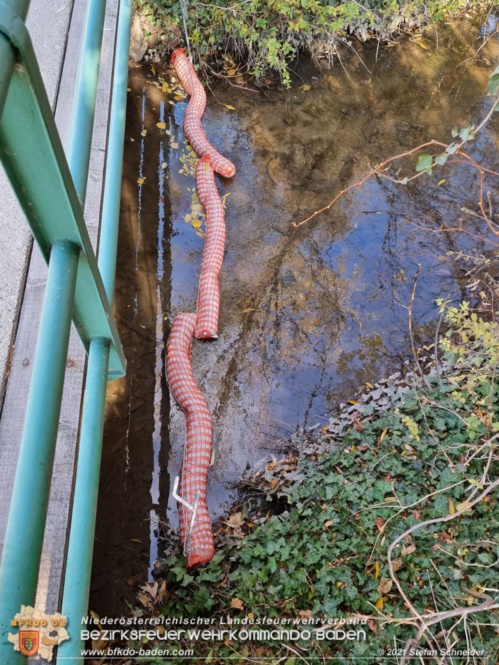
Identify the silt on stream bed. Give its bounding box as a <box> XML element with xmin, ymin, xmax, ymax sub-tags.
<box><xmin>90</xmin><ymin>18</ymin><xmax>499</xmax><ymax>615</ymax></box>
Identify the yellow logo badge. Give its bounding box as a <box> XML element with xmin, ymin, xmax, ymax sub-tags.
<box><xmin>8</xmin><ymin>606</ymin><xmax>69</xmax><ymax>662</ymax></box>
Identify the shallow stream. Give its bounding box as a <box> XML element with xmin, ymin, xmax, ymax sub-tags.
<box><xmin>90</xmin><ymin>17</ymin><xmax>499</xmax><ymax>614</ymax></box>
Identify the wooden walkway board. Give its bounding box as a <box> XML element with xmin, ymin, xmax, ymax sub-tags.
<box><xmin>0</xmin><ymin>0</ymin><xmax>121</xmax><ymax>624</ymax></box>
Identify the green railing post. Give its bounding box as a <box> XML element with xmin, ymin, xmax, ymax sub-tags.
<box><xmin>0</xmin><ymin>240</ymin><xmax>79</xmax><ymax>664</ymax></box>
<box><xmin>0</xmin><ymin>0</ymin><xmax>126</xmax><ymax>377</ymax></box>
<box><xmin>57</xmin><ymin>338</ymin><xmax>111</xmax><ymax>660</ymax></box>
<box><xmin>65</xmin><ymin>0</ymin><xmax>107</xmax><ymax>204</ymax></box>
<box><xmin>0</xmin><ymin>0</ymin><xmax>29</xmax><ymax>120</ymax></box>
<box><xmin>0</xmin><ymin>0</ymin><xmax>131</xmax><ymax>661</ymax></box>
<box><xmin>58</xmin><ymin>3</ymin><xmax>133</xmax><ymax>661</ymax></box>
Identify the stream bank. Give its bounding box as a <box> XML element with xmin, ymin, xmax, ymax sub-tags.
<box><xmin>90</xmin><ymin>18</ymin><xmax>499</xmax><ymax>616</ymax></box>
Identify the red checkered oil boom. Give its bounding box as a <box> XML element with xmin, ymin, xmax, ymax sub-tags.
<box><xmin>195</xmin><ymin>155</ymin><xmax>226</xmax><ymax>339</ymax></box>
<box><xmin>166</xmin><ymin>313</ymin><xmax>215</xmax><ymax>568</ymax></box>
<box><xmin>170</xmin><ymin>48</ymin><xmax>236</xmax><ymax>178</ymax></box>
<box><xmin>167</xmin><ymin>49</ymin><xmax>235</xmax><ymax>568</ymax></box>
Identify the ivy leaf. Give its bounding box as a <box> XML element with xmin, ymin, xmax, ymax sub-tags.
<box><xmin>459</xmin><ymin>125</ymin><xmax>473</xmax><ymax>142</ymax></box>
<box><xmin>487</xmin><ymin>65</ymin><xmax>499</xmax><ymax>97</ymax></box>
<box><xmin>434</xmin><ymin>153</ymin><xmax>448</xmax><ymax>166</ymax></box>
<box><xmin>415</xmin><ymin>154</ymin><xmax>433</xmax><ymax>174</ymax></box>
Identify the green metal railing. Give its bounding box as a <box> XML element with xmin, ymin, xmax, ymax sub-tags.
<box><xmin>0</xmin><ymin>0</ymin><xmax>132</xmax><ymax>662</ymax></box>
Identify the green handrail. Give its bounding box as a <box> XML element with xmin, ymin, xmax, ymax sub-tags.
<box><xmin>59</xmin><ymin>1</ymin><xmax>133</xmax><ymax>661</ymax></box>
<box><xmin>0</xmin><ymin>0</ymin><xmax>130</xmax><ymax>661</ymax></box>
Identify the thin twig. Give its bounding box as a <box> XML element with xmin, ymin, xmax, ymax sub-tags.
<box><xmin>292</xmin><ymin>92</ymin><xmax>499</xmax><ymax>229</ymax></box>
<box><xmin>386</xmin><ymin>477</ymin><xmax>499</xmax><ymax>663</ymax></box>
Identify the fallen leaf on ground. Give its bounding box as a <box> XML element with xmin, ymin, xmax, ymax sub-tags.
<box><xmin>378</xmin><ymin>577</ymin><xmax>392</xmax><ymax>595</ymax></box>
<box><xmin>227</xmin><ymin>513</ymin><xmax>244</xmax><ymax>529</ymax></box>
<box><xmin>231</xmin><ymin>598</ymin><xmax>244</xmax><ymax>610</ymax></box>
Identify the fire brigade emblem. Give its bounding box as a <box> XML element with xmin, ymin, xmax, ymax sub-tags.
<box><xmin>19</xmin><ymin>630</ymin><xmax>40</xmax><ymax>656</ymax></box>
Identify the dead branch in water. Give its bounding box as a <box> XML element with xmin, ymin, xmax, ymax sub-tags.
<box><xmin>292</xmin><ymin>92</ymin><xmax>499</xmax><ymax>239</ymax></box>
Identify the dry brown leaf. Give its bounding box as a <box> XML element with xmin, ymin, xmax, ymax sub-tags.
<box><xmin>391</xmin><ymin>558</ymin><xmax>403</xmax><ymax>572</ymax></box>
<box><xmin>353</xmin><ymin>414</ymin><xmax>363</xmax><ymax>432</ymax></box>
<box><xmin>227</xmin><ymin>512</ymin><xmax>244</xmax><ymax>529</ymax></box>
<box><xmin>438</xmin><ymin>530</ymin><xmax>453</xmax><ymax>543</ymax></box>
<box><xmin>456</xmin><ymin>501</ymin><xmax>472</xmax><ymax>513</ymax></box>
<box><xmin>157</xmin><ymin>580</ymin><xmax>167</xmax><ymax>603</ymax></box>
<box><xmin>377</xmin><ymin>577</ymin><xmax>393</xmax><ymax>595</ymax></box>
<box><xmin>138</xmin><ymin>592</ymin><xmax>152</xmax><ymax>609</ymax></box>
<box><xmin>401</xmin><ymin>544</ymin><xmax>416</xmax><ymax>557</ymax></box>
<box><xmin>230</xmin><ymin>598</ymin><xmax>244</xmax><ymax>610</ymax></box>
<box><xmin>299</xmin><ymin>610</ymin><xmax>314</xmax><ymax>619</ymax></box>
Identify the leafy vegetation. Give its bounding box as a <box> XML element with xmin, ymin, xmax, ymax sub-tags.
<box><xmin>134</xmin><ymin>0</ymin><xmax>488</xmax><ymax>85</ymax></box>
<box><xmin>124</xmin><ymin>301</ymin><xmax>499</xmax><ymax>664</ymax></box>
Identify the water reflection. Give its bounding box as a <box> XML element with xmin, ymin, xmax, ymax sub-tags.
<box><xmin>92</xmin><ymin>20</ymin><xmax>499</xmax><ymax>614</ymax></box>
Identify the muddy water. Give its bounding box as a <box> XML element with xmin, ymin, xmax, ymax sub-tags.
<box><xmin>90</xmin><ymin>19</ymin><xmax>499</xmax><ymax>614</ymax></box>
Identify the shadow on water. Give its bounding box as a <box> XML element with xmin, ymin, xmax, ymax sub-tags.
<box><xmin>91</xmin><ymin>16</ymin><xmax>499</xmax><ymax>614</ymax></box>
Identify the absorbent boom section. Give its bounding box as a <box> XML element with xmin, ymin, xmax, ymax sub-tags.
<box><xmin>171</xmin><ymin>49</ymin><xmax>236</xmax><ymax>178</ymax></box>
<box><xmin>167</xmin><ymin>50</ymin><xmax>235</xmax><ymax>568</ymax></box>
<box><xmin>195</xmin><ymin>155</ymin><xmax>226</xmax><ymax>340</ymax></box>
<box><xmin>165</xmin><ymin>314</ymin><xmax>215</xmax><ymax>568</ymax></box>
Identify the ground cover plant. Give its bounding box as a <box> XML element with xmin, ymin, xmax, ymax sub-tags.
<box><xmin>134</xmin><ymin>0</ymin><xmax>493</xmax><ymax>85</ymax></box>
<box><xmin>107</xmin><ymin>16</ymin><xmax>499</xmax><ymax>664</ymax></box>
<box><xmin>118</xmin><ymin>296</ymin><xmax>499</xmax><ymax>664</ymax></box>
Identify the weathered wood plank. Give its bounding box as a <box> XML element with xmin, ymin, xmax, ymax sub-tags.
<box><xmin>0</xmin><ymin>0</ymin><xmax>121</xmax><ymax>629</ymax></box>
